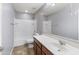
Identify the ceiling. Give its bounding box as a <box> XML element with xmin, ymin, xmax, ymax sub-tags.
<box><xmin>13</xmin><ymin>3</ymin><xmax>67</xmax><ymax>16</ymax></box>
<box><xmin>13</xmin><ymin>3</ymin><xmax>44</xmax><ymax>14</ymax></box>
<box><xmin>41</xmin><ymin>3</ymin><xmax>67</xmax><ymax>16</ymax></box>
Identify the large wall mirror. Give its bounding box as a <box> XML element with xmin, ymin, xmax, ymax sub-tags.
<box><xmin>35</xmin><ymin>3</ymin><xmax>78</xmax><ymax>41</ymax></box>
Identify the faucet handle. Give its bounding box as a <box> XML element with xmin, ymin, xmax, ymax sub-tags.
<box><xmin>59</xmin><ymin>40</ymin><xmax>65</xmax><ymax>45</ymax></box>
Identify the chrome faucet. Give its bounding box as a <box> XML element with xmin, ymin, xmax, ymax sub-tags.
<box><xmin>57</xmin><ymin>40</ymin><xmax>65</xmax><ymax>51</ymax></box>
<box><xmin>58</xmin><ymin>40</ymin><xmax>65</xmax><ymax>45</ymax></box>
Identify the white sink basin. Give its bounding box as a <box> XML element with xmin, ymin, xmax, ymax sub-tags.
<box><xmin>51</xmin><ymin>43</ymin><xmax>79</xmax><ymax>55</ymax></box>
<box><xmin>34</xmin><ymin>35</ymin><xmax>79</xmax><ymax>55</ymax></box>
<box><xmin>46</xmin><ymin>40</ymin><xmax>79</xmax><ymax>55</ymax></box>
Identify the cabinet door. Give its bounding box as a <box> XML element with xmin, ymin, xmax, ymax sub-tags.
<box><xmin>42</xmin><ymin>52</ymin><xmax>46</xmax><ymax>55</ymax></box>
<box><xmin>33</xmin><ymin>42</ymin><xmax>37</xmax><ymax>55</ymax></box>
<box><xmin>37</xmin><ymin>46</ymin><xmax>41</xmax><ymax>55</ymax></box>
<box><xmin>34</xmin><ymin>39</ymin><xmax>41</xmax><ymax>48</ymax></box>
<box><xmin>42</xmin><ymin>45</ymin><xmax>53</xmax><ymax>55</ymax></box>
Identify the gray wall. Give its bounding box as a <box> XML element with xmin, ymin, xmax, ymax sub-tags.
<box><xmin>2</xmin><ymin>3</ymin><xmax>15</xmax><ymax>54</ymax></box>
<box><xmin>35</xmin><ymin>13</ymin><xmax>46</xmax><ymax>35</ymax></box>
<box><xmin>48</xmin><ymin>4</ymin><xmax>78</xmax><ymax>40</ymax></box>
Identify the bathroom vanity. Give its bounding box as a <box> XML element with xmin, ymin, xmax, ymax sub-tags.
<box><xmin>33</xmin><ymin>37</ymin><xmax>53</xmax><ymax>55</ymax></box>
<box><xmin>33</xmin><ymin>34</ymin><xmax>79</xmax><ymax>55</ymax></box>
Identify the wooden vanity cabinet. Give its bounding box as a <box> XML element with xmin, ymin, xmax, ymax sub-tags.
<box><xmin>42</xmin><ymin>52</ymin><xmax>46</xmax><ymax>55</ymax></box>
<box><xmin>33</xmin><ymin>41</ymin><xmax>37</xmax><ymax>55</ymax></box>
<box><xmin>33</xmin><ymin>37</ymin><xmax>53</xmax><ymax>55</ymax></box>
<box><xmin>42</xmin><ymin>45</ymin><xmax>53</xmax><ymax>55</ymax></box>
<box><xmin>36</xmin><ymin>45</ymin><xmax>41</xmax><ymax>55</ymax></box>
<box><xmin>33</xmin><ymin>39</ymin><xmax>42</xmax><ymax>55</ymax></box>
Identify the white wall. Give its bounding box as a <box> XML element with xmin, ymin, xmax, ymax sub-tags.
<box><xmin>34</xmin><ymin>19</ymin><xmax>37</xmax><ymax>34</ymax></box>
<box><xmin>14</xmin><ymin>13</ymin><xmax>34</xmax><ymax>47</ymax></box>
<box><xmin>43</xmin><ymin>20</ymin><xmax>51</xmax><ymax>34</ymax></box>
<box><xmin>2</xmin><ymin>3</ymin><xmax>15</xmax><ymax>55</ymax></box>
<box><xmin>48</xmin><ymin>4</ymin><xmax>78</xmax><ymax>40</ymax></box>
<box><xmin>15</xmin><ymin>12</ymin><xmax>33</xmax><ymax>20</ymax></box>
<box><xmin>35</xmin><ymin>12</ymin><xmax>52</xmax><ymax>35</ymax></box>
<box><xmin>35</xmin><ymin>13</ymin><xmax>46</xmax><ymax>35</ymax></box>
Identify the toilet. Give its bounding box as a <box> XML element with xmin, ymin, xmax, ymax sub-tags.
<box><xmin>14</xmin><ymin>38</ymin><xmax>34</xmax><ymax>48</ymax></box>
<box><xmin>25</xmin><ymin>39</ymin><xmax>34</xmax><ymax>48</ymax></box>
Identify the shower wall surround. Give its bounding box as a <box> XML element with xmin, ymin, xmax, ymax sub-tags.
<box><xmin>14</xmin><ymin>12</ymin><xmax>34</xmax><ymax>47</ymax></box>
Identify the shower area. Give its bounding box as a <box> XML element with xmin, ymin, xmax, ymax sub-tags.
<box><xmin>14</xmin><ymin>11</ymin><xmax>51</xmax><ymax>47</ymax></box>
<box><xmin>14</xmin><ymin>12</ymin><xmax>35</xmax><ymax>47</ymax></box>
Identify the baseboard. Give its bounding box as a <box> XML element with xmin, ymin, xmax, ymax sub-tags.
<box><xmin>14</xmin><ymin>40</ymin><xmax>26</xmax><ymax>47</ymax></box>
<box><xmin>10</xmin><ymin>41</ymin><xmax>26</xmax><ymax>55</ymax></box>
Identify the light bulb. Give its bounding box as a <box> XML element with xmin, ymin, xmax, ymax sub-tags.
<box><xmin>47</xmin><ymin>3</ymin><xmax>55</xmax><ymax>7</ymax></box>
<box><xmin>51</xmin><ymin>3</ymin><xmax>55</xmax><ymax>6</ymax></box>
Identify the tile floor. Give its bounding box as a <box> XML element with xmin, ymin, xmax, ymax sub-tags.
<box><xmin>12</xmin><ymin>44</ymin><xmax>34</xmax><ymax>55</ymax></box>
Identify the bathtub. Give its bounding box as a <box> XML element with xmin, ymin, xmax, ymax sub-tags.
<box><xmin>14</xmin><ymin>38</ymin><xmax>34</xmax><ymax>47</ymax></box>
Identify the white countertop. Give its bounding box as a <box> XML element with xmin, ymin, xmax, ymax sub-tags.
<box><xmin>33</xmin><ymin>34</ymin><xmax>79</xmax><ymax>55</ymax></box>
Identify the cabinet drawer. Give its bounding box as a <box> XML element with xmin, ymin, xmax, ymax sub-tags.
<box><xmin>34</xmin><ymin>39</ymin><xmax>41</xmax><ymax>48</ymax></box>
<box><xmin>42</xmin><ymin>45</ymin><xmax>53</xmax><ymax>55</ymax></box>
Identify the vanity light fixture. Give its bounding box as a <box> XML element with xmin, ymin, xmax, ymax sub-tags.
<box><xmin>47</xmin><ymin>3</ymin><xmax>55</xmax><ymax>7</ymax></box>
<box><xmin>51</xmin><ymin>3</ymin><xmax>55</xmax><ymax>6</ymax></box>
